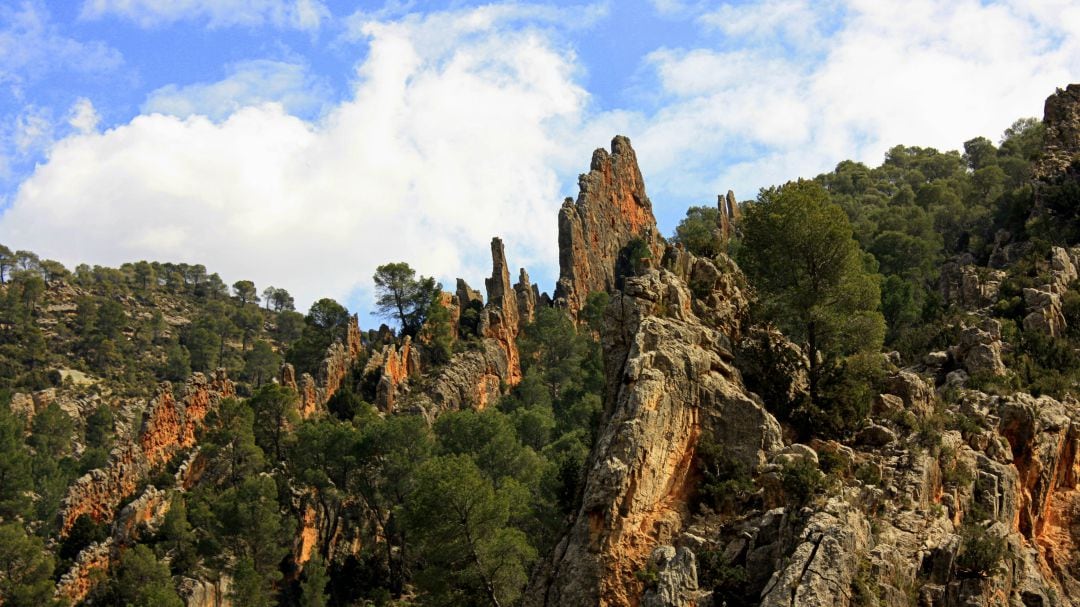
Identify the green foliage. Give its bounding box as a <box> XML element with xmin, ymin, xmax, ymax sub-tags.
<box><xmin>110</xmin><ymin>544</ymin><xmax>184</xmax><ymax>607</ymax></box>
<box><xmin>421</xmin><ymin>296</ymin><xmax>454</xmax><ymax>365</ymax></box>
<box><xmin>59</xmin><ymin>513</ymin><xmax>108</xmax><ymax>562</ymax></box>
<box><xmin>158</xmin><ymin>494</ymin><xmax>198</xmax><ymax>575</ymax></box>
<box><xmin>85</xmin><ymin>403</ymin><xmax>114</xmax><ymax>449</ymax></box>
<box><xmin>248</xmin><ymin>383</ymin><xmax>299</xmax><ymax>461</ymax></box>
<box><xmin>697</xmin><ymin>550</ymin><xmax>750</xmax><ymax>606</ymax></box>
<box><xmin>0</xmin><ymin>404</ymin><xmax>33</xmax><ymax>519</ymax></box>
<box><xmin>0</xmin><ymin>522</ymin><xmax>58</xmax><ymax>607</ymax></box>
<box><xmin>694</xmin><ymin>437</ymin><xmax>754</xmax><ymax>514</ymax></box>
<box><xmin>372</xmin><ymin>262</ymin><xmax>441</xmax><ymax>337</ymax></box>
<box><xmin>243</xmin><ymin>341</ymin><xmax>280</xmax><ymax>388</ymax></box>
<box><xmin>300</xmin><ymin>554</ymin><xmax>331</xmax><ymax>607</ymax></box>
<box><xmin>233</xmin><ymin>280</ymin><xmax>259</xmax><ymax>306</ymax></box>
<box><xmin>286</xmin><ymin>298</ymin><xmax>351</xmax><ymax>376</ymax></box>
<box><xmin>739</xmin><ymin>180</ymin><xmax>884</xmax><ymax>404</ymax></box>
<box><xmin>781</xmin><ymin>458</ymin><xmax>825</xmax><ymax>507</ymax></box>
<box><xmin>616</xmin><ymin>237</ymin><xmax>654</xmax><ymax>282</ymax></box>
<box><xmin>672</xmin><ymin>205</ymin><xmax>723</xmax><ymax>257</ymax></box>
<box><xmin>404</xmin><ymin>454</ymin><xmax>536</xmax><ymax>607</ymax></box>
<box><xmin>956</xmin><ymin>523</ymin><xmax>1006</xmax><ymax>578</ymax></box>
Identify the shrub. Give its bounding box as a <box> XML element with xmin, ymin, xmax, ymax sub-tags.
<box><xmin>956</xmin><ymin>523</ymin><xmax>1006</xmax><ymax>578</ymax></box>
<box><xmin>781</xmin><ymin>458</ymin><xmax>825</xmax><ymax>507</ymax></box>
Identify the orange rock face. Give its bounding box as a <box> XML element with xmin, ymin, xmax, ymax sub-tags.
<box><xmin>554</xmin><ymin>136</ymin><xmax>664</xmax><ymax>319</ymax></box>
<box><xmin>59</xmin><ymin>370</ymin><xmax>233</xmax><ymax>536</ymax></box>
<box><xmin>283</xmin><ymin>314</ymin><xmax>363</xmax><ymax>418</ymax></box>
<box><xmin>482</xmin><ymin>237</ymin><xmax>522</xmax><ymax>387</ymax></box>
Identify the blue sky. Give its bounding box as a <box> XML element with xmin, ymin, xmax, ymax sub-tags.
<box><xmin>1</xmin><ymin>0</ymin><xmax>1079</xmax><ymax>319</ymax></box>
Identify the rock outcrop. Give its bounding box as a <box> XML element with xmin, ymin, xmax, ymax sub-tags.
<box><xmin>1034</xmin><ymin>84</ymin><xmax>1080</xmax><ymax>181</ymax></box>
<box><xmin>1022</xmin><ymin>246</ymin><xmax>1080</xmax><ymax>337</ymax></box>
<box><xmin>371</xmin><ymin>337</ymin><xmax>422</xmax><ymax>412</ymax></box>
<box><xmin>527</xmin><ymin>263</ymin><xmax>781</xmax><ymax>607</ymax></box>
<box><xmin>717</xmin><ymin>190</ymin><xmax>740</xmax><ymax>243</ymax></box>
<box><xmin>939</xmin><ymin>255</ymin><xmax>1005</xmax><ymax>310</ymax></box>
<box><xmin>58</xmin><ymin>371</ymin><xmax>234</xmax><ymax>535</ymax></box>
<box><xmin>279</xmin><ymin>313</ymin><xmax>363</xmax><ymax>416</ymax></box>
<box><xmin>555</xmin><ymin>136</ymin><xmax>665</xmax><ymax>318</ymax></box>
<box><xmin>480</xmin><ymin>237</ymin><xmax>523</xmax><ymax>386</ymax></box>
<box><xmin>515</xmin><ymin>268</ymin><xmax>539</xmax><ymax>328</ymax></box>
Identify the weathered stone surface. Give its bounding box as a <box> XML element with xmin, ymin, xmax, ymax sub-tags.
<box><xmin>55</xmin><ymin>539</ymin><xmax>113</xmax><ymax>604</ymax></box>
<box><xmin>759</xmin><ymin>501</ymin><xmax>870</xmax><ymax>607</ymax></box>
<box><xmin>178</xmin><ymin>575</ymin><xmax>232</xmax><ymax>607</ymax></box>
<box><xmin>59</xmin><ymin>371</ymin><xmax>233</xmax><ymax>535</ymax></box>
<box><xmin>939</xmin><ymin>257</ymin><xmax>1005</xmax><ymax>310</ymax></box>
<box><xmin>481</xmin><ymin>237</ymin><xmax>522</xmax><ymax>386</ymax></box>
<box><xmin>717</xmin><ymin>189</ymin><xmax>740</xmax><ymax>243</ymax></box>
<box><xmin>1034</xmin><ymin>84</ymin><xmax>1080</xmax><ymax>181</ymax></box>
<box><xmin>514</xmin><ymin>268</ymin><xmax>540</xmax><ymax>328</ymax></box>
<box><xmin>527</xmin><ymin>268</ymin><xmax>780</xmax><ymax>607</ymax></box>
<box><xmin>1022</xmin><ymin>247</ymin><xmax>1080</xmax><ymax>336</ymax></box>
<box><xmin>952</xmin><ymin>318</ymin><xmax>1007</xmax><ymax>377</ymax></box>
<box><xmin>373</xmin><ymin>337</ymin><xmax>421</xmax><ymax>412</ymax></box>
<box><xmin>282</xmin><ymin>314</ymin><xmax>364</xmax><ymax>417</ymax></box>
<box><xmin>882</xmin><ymin>369</ymin><xmax>934</xmax><ymax>418</ymax></box>
<box><xmin>409</xmin><ymin>339</ymin><xmax>509</xmax><ymax>417</ymax></box>
<box><xmin>554</xmin><ymin>136</ymin><xmax>664</xmax><ymax>318</ymax></box>
<box><xmin>857</xmin><ymin>423</ymin><xmax>898</xmax><ymax>447</ymax></box>
<box><xmin>640</xmin><ymin>546</ymin><xmax>708</xmax><ymax>607</ymax></box>
<box><xmin>1023</xmin><ymin>286</ymin><xmax>1066</xmax><ymax>336</ymax></box>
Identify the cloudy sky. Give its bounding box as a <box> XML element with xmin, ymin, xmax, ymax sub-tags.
<box><xmin>1</xmin><ymin>0</ymin><xmax>1078</xmax><ymax>318</ymax></box>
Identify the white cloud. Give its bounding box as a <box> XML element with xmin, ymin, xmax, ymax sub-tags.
<box><xmin>142</xmin><ymin>60</ymin><xmax>331</xmax><ymax>121</ymax></box>
<box><xmin>0</xmin><ymin>5</ymin><xmax>609</xmax><ymax>315</ymax></box>
<box><xmin>14</xmin><ymin>106</ymin><xmax>53</xmax><ymax>155</ymax></box>
<box><xmin>80</xmin><ymin>0</ymin><xmax>330</xmax><ymax>31</ymax></box>
<box><xmin>0</xmin><ymin>1</ymin><xmax>122</xmax><ymax>93</ymax></box>
<box><xmin>67</xmin><ymin>98</ymin><xmax>100</xmax><ymax>133</ymax></box>
<box><xmin>624</xmin><ymin>0</ymin><xmax>1080</xmax><ymax>219</ymax></box>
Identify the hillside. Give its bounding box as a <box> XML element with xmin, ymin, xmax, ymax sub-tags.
<box><xmin>1</xmin><ymin>83</ymin><xmax>1080</xmax><ymax>607</ymax></box>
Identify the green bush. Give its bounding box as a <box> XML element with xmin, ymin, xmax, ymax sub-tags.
<box><xmin>956</xmin><ymin>523</ymin><xmax>1006</xmax><ymax>578</ymax></box>
<box><xmin>781</xmin><ymin>458</ymin><xmax>825</xmax><ymax>507</ymax></box>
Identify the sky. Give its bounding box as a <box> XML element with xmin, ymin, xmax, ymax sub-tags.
<box><xmin>1</xmin><ymin>0</ymin><xmax>1078</xmax><ymax>320</ymax></box>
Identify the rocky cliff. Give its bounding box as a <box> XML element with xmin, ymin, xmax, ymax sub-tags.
<box><xmin>58</xmin><ymin>370</ymin><xmax>234</xmax><ymax>535</ymax></box>
<box><xmin>1034</xmin><ymin>84</ymin><xmax>1080</xmax><ymax>181</ymax></box>
<box><xmin>555</xmin><ymin>136</ymin><xmax>665</xmax><ymax>318</ymax></box>
<box><xmin>528</xmin><ymin>90</ymin><xmax>1080</xmax><ymax>606</ymax></box>
<box><xmin>528</xmin><ymin>256</ymin><xmax>781</xmax><ymax>607</ymax></box>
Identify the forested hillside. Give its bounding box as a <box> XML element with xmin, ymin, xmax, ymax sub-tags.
<box><xmin>2</xmin><ymin>84</ymin><xmax>1080</xmax><ymax>607</ymax></box>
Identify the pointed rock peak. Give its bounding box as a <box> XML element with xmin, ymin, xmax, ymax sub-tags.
<box><xmin>555</xmin><ymin>135</ymin><xmax>664</xmax><ymax>317</ymax></box>
<box><xmin>718</xmin><ymin>189</ymin><xmax>741</xmax><ymax>242</ymax></box>
<box><xmin>484</xmin><ymin>237</ymin><xmax>515</xmax><ymax>314</ymax></box>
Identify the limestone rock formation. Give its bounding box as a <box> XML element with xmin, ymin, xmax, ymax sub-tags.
<box><xmin>554</xmin><ymin>136</ymin><xmax>665</xmax><ymax>318</ymax></box>
<box><xmin>951</xmin><ymin>318</ymin><xmax>1007</xmax><ymax>377</ymax></box>
<box><xmin>481</xmin><ymin>237</ymin><xmax>522</xmax><ymax>386</ymax></box>
<box><xmin>372</xmin><ymin>337</ymin><xmax>422</xmax><ymax>412</ymax></box>
<box><xmin>717</xmin><ymin>190</ymin><xmax>740</xmax><ymax>243</ymax></box>
<box><xmin>280</xmin><ymin>313</ymin><xmax>364</xmax><ymax>416</ymax></box>
<box><xmin>1034</xmin><ymin>84</ymin><xmax>1080</xmax><ymax>181</ymax></box>
<box><xmin>527</xmin><ymin>266</ymin><xmax>781</xmax><ymax>607</ymax></box>
<box><xmin>515</xmin><ymin>268</ymin><xmax>539</xmax><ymax>328</ymax></box>
<box><xmin>59</xmin><ymin>370</ymin><xmax>234</xmax><ymax>535</ymax></box>
<box><xmin>939</xmin><ymin>255</ymin><xmax>1005</xmax><ymax>310</ymax></box>
<box><xmin>408</xmin><ymin>339</ymin><xmax>510</xmax><ymax>418</ymax></box>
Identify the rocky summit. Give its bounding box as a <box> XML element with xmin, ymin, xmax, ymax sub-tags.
<box><xmin>4</xmin><ymin>83</ymin><xmax>1080</xmax><ymax>607</ymax></box>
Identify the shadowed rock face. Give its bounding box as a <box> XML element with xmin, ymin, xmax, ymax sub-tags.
<box><xmin>555</xmin><ymin>136</ymin><xmax>664</xmax><ymax>319</ymax></box>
